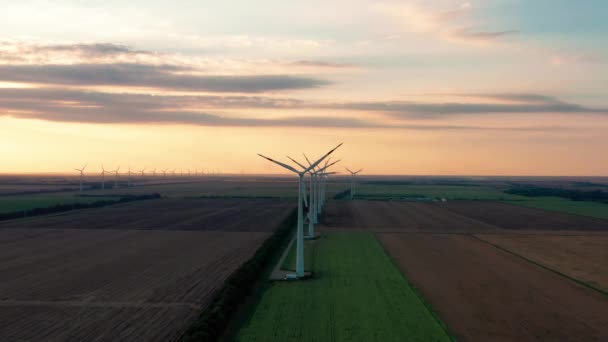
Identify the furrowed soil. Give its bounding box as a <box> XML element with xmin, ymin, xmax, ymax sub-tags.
<box><xmin>475</xmin><ymin>233</ymin><xmax>608</xmax><ymax>292</ymax></box>
<box><xmin>0</xmin><ymin>228</ymin><xmax>269</xmax><ymax>341</ymax></box>
<box><xmin>379</xmin><ymin>233</ymin><xmax>608</xmax><ymax>341</ymax></box>
<box><xmin>322</xmin><ymin>200</ymin><xmax>498</xmax><ymax>232</ymax></box>
<box><xmin>439</xmin><ymin>200</ymin><xmax>608</xmax><ymax>231</ymax></box>
<box><xmin>0</xmin><ymin>198</ymin><xmax>294</xmax><ymax>231</ymax></box>
<box><xmin>0</xmin><ymin>197</ymin><xmax>294</xmax><ymax>341</ymax></box>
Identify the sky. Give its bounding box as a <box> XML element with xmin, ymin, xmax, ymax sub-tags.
<box><xmin>1</xmin><ymin>0</ymin><xmax>607</xmax><ymax>176</ymax></box>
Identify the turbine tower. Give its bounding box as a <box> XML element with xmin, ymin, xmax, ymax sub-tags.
<box><xmin>74</xmin><ymin>163</ymin><xmax>87</xmax><ymax>192</ymax></box>
<box><xmin>100</xmin><ymin>164</ymin><xmax>107</xmax><ymax>190</ymax></box>
<box><xmin>113</xmin><ymin>166</ymin><xmax>120</xmax><ymax>188</ymax></box>
<box><xmin>127</xmin><ymin>166</ymin><xmax>132</xmax><ymax>187</ymax></box>
<box><xmin>289</xmin><ymin>156</ymin><xmax>340</xmax><ymax>238</ymax></box>
<box><xmin>345</xmin><ymin>167</ymin><xmax>363</xmax><ymax>199</ymax></box>
<box><xmin>258</xmin><ymin>143</ymin><xmax>342</xmax><ymax>278</ymax></box>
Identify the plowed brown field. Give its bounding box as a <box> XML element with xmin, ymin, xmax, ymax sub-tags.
<box><xmin>476</xmin><ymin>233</ymin><xmax>608</xmax><ymax>292</ymax></box>
<box><xmin>0</xmin><ymin>198</ymin><xmax>294</xmax><ymax>231</ymax></box>
<box><xmin>322</xmin><ymin>200</ymin><xmax>498</xmax><ymax>232</ymax></box>
<box><xmin>0</xmin><ymin>228</ymin><xmax>269</xmax><ymax>341</ymax></box>
<box><xmin>379</xmin><ymin>233</ymin><xmax>608</xmax><ymax>341</ymax></box>
<box><xmin>439</xmin><ymin>200</ymin><xmax>608</xmax><ymax>231</ymax></box>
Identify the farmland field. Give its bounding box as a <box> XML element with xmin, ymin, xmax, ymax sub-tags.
<box><xmin>438</xmin><ymin>200</ymin><xmax>608</xmax><ymax>231</ymax></box>
<box><xmin>379</xmin><ymin>233</ymin><xmax>608</xmax><ymax>341</ymax></box>
<box><xmin>508</xmin><ymin>196</ymin><xmax>608</xmax><ymax>220</ymax></box>
<box><xmin>0</xmin><ymin>198</ymin><xmax>294</xmax><ymax>231</ymax></box>
<box><xmin>237</xmin><ymin>232</ymin><xmax>451</xmax><ymax>341</ymax></box>
<box><xmin>322</xmin><ymin>200</ymin><xmax>498</xmax><ymax>232</ymax></box>
<box><xmin>0</xmin><ymin>197</ymin><xmax>295</xmax><ymax>341</ymax></box>
<box><xmin>476</xmin><ymin>233</ymin><xmax>608</xmax><ymax>292</ymax></box>
<box><xmin>355</xmin><ymin>184</ymin><xmax>523</xmax><ymax>200</ymax></box>
<box><xmin>0</xmin><ymin>195</ymin><xmax>116</xmax><ymax>214</ymax></box>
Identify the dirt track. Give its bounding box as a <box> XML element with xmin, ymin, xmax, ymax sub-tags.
<box><xmin>0</xmin><ymin>228</ymin><xmax>269</xmax><ymax>341</ymax></box>
<box><xmin>0</xmin><ymin>198</ymin><xmax>294</xmax><ymax>231</ymax></box>
<box><xmin>379</xmin><ymin>233</ymin><xmax>608</xmax><ymax>341</ymax></box>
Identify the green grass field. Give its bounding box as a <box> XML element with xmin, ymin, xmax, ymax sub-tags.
<box><xmin>509</xmin><ymin>197</ymin><xmax>608</xmax><ymax>220</ymax></box>
<box><xmin>0</xmin><ymin>195</ymin><xmax>116</xmax><ymax>214</ymax></box>
<box><xmin>237</xmin><ymin>232</ymin><xmax>452</xmax><ymax>341</ymax></box>
<box><xmin>356</xmin><ymin>184</ymin><xmax>523</xmax><ymax>200</ymax></box>
<box><xmin>281</xmin><ymin>238</ymin><xmax>317</xmax><ymax>272</ymax></box>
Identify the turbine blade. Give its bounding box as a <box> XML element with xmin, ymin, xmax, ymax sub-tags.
<box><xmin>319</xmin><ymin>159</ymin><xmax>340</xmax><ymax>173</ymax></box>
<box><xmin>303</xmin><ymin>154</ymin><xmax>313</xmax><ymax>167</ymax></box>
<box><xmin>305</xmin><ymin>143</ymin><xmax>343</xmax><ymax>173</ymax></box>
<box><xmin>257</xmin><ymin>154</ymin><xmax>299</xmax><ymax>173</ymax></box>
<box><xmin>355</xmin><ymin>169</ymin><xmax>363</xmax><ymax>174</ymax></box>
<box><xmin>287</xmin><ymin>156</ymin><xmax>307</xmax><ymax>170</ymax></box>
<box><xmin>345</xmin><ymin>167</ymin><xmax>353</xmax><ymax>174</ymax></box>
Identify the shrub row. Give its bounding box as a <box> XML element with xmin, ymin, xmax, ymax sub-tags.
<box><xmin>180</xmin><ymin>209</ymin><xmax>297</xmax><ymax>342</ymax></box>
<box><xmin>505</xmin><ymin>186</ymin><xmax>608</xmax><ymax>203</ymax></box>
<box><xmin>0</xmin><ymin>194</ymin><xmax>161</xmax><ymax>221</ymax></box>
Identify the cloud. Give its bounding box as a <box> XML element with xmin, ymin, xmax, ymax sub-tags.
<box><xmin>378</xmin><ymin>3</ymin><xmax>517</xmax><ymax>45</ymax></box>
<box><xmin>289</xmin><ymin>60</ymin><xmax>354</xmax><ymax>68</ymax></box>
<box><xmin>0</xmin><ymin>63</ymin><xmax>330</xmax><ymax>93</ymax></box>
<box><xmin>447</xmin><ymin>28</ymin><xmax>518</xmax><ymax>42</ymax></box>
<box><xmin>0</xmin><ymin>88</ymin><xmax>562</xmax><ymax>131</ymax></box>
<box><xmin>329</xmin><ymin>93</ymin><xmax>607</xmax><ymax>118</ymax></box>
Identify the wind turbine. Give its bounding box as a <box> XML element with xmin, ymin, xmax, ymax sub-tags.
<box><xmin>74</xmin><ymin>163</ymin><xmax>87</xmax><ymax>192</ymax></box>
<box><xmin>171</xmin><ymin>169</ymin><xmax>176</xmax><ymax>177</ymax></box>
<box><xmin>138</xmin><ymin>168</ymin><xmax>146</xmax><ymax>177</ymax></box>
<box><xmin>150</xmin><ymin>168</ymin><xmax>157</xmax><ymax>177</ymax></box>
<box><xmin>161</xmin><ymin>169</ymin><xmax>168</xmax><ymax>178</ymax></box>
<box><xmin>289</xmin><ymin>156</ymin><xmax>340</xmax><ymax>238</ymax></box>
<box><xmin>258</xmin><ymin>143</ymin><xmax>342</xmax><ymax>278</ymax></box>
<box><xmin>345</xmin><ymin>167</ymin><xmax>363</xmax><ymax>199</ymax></box>
<box><xmin>127</xmin><ymin>166</ymin><xmax>132</xmax><ymax>187</ymax></box>
<box><xmin>100</xmin><ymin>164</ymin><xmax>107</xmax><ymax>190</ymax></box>
<box><xmin>113</xmin><ymin>166</ymin><xmax>120</xmax><ymax>188</ymax></box>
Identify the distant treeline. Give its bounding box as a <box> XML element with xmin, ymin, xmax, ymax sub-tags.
<box><xmin>363</xmin><ymin>180</ymin><xmax>481</xmax><ymax>186</ymax></box>
<box><xmin>505</xmin><ymin>187</ymin><xmax>608</xmax><ymax>203</ymax></box>
<box><xmin>334</xmin><ymin>189</ymin><xmax>351</xmax><ymax>199</ymax></box>
<box><xmin>180</xmin><ymin>209</ymin><xmax>297</xmax><ymax>342</ymax></box>
<box><xmin>0</xmin><ymin>194</ymin><xmax>161</xmax><ymax>221</ymax></box>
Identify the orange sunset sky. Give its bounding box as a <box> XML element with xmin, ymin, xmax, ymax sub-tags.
<box><xmin>1</xmin><ymin>0</ymin><xmax>607</xmax><ymax>176</ymax></box>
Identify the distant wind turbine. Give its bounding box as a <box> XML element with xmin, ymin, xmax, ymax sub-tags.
<box><xmin>74</xmin><ymin>163</ymin><xmax>87</xmax><ymax>192</ymax></box>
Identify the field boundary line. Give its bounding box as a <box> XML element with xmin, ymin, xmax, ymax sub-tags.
<box><xmin>472</xmin><ymin>234</ymin><xmax>608</xmax><ymax>297</ymax></box>
<box><xmin>0</xmin><ymin>300</ymin><xmax>201</xmax><ymax>310</ymax></box>
<box><xmin>374</xmin><ymin>232</ymin><xmax>457</xmax><ymax>342</ymax></box>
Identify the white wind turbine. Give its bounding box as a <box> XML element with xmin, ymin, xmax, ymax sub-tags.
<box><xmin>345</xmin><ymin>167</ymin><xmax>363</xmax><ymax>199</ymax></box>
<box><xmin>127</xmin><ymin>166</ymin><xmax>132</xmax><ymax>187</ymax></box>
<box><xmin>113</xmin><ymin>166</ymin><xmax>120</xmax><ymax>188</ymax></box>
<box><xmin>289</xmin><ymin>156</ymin><xmax>340</xmax><ymax>238</ymax></box>
<box><xmin>74</xmin><ymin>163</ymin><xmax>87</xmax><ymax>192</ymax></box>
<box><xmin>258</xmin><ymin>143</ymin><xmax>342</xmax><ymax>278</ymax></box>
<box><xmin>100</xmin><ymin>164</ymin><xmax>107</xmax><ymax>190</ymax></box>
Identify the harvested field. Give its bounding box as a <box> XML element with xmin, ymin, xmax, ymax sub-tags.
<box><xmin>379</xmin><ymin>233</ymin><xmax>608</xmax><ymax>341</ymax></box>
<box><xmin>322</xmin><ymin>200</ymin><xmax>498</xmax><ymax>232</ymax></box>
<box><xmin>439</xmin><ymin>200</ymin><xmax>608</xmax><ymax>231</ymax></box>
<box><xmin>0</xmin><ymin>228</ymin><xmax>269</xmax><ymax>341</ymax></box>
<box><xmin>476</xmin><ymin>233</ymin><xmax>608</xmax><ymax>292</ymax></box>
<box><xmin>0</xmin><ymin>198</ymin><xmax>294</xmax><ymax>232</ymax></box>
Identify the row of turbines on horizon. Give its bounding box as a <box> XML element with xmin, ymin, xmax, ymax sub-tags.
<box><xmin>258</xmin><ymin>142</ymin><xmax>363</xmax><ymax>279</ymax></box>
<box><xmin>73</xmin><ymin>165</ymin><xmax>221</xmax><ymax>191</ymax></box>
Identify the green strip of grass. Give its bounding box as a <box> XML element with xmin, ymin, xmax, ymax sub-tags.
<box><xmin>236</xmin><ymin>232</ymin><xmax>452</xmax><ymax>342</ymax></box>
<box><xmin>280</xmin><ymin>237</ymin><xmax>317</xmax><ymax>272</ymax></box>
<box><xmin>0</xmin><ymin>196</ymin><xmax>116</xmax><ymax>214</ymax></box>
<box><xmin>508</xmin><ymin>197</ymin><xmax>608</xmax><ymax>220</ymax></box>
